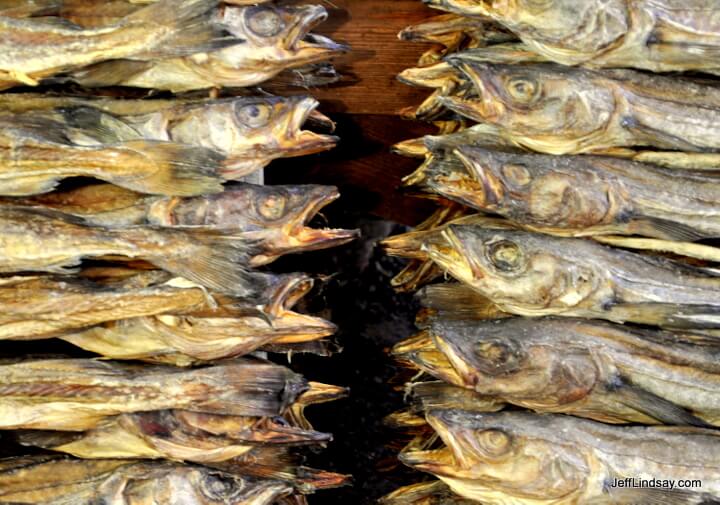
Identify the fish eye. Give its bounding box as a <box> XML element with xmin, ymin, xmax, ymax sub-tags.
<box><xmin>476</xmin><ymin>428</ymin><xmax>512</xmax><ymax>457</ymax></box>
<box><xmin>235</xmin><ymin>103</ymin><xmax>272</xmax><ymax>129</ymax></box>
<box><xmin>473</xmin><ymin>339</ymin><xmax>521</xmax><ymax>374</ymax></box>
<box><xmin>245</xmin><ymin>6</ymin><xmax>285</xmax><ymax>37</ymax></box>
<box><xmin>202</xmin><ymin>473</ymin><xmax>239</xmax><ymax>498</ymax></box>
<box><xmin>506</xmin><ymin>76</ymin><xmax>540</xmax><ymax>104</ymax></box>
<box><xmin>486</xmin><ymin>240</ymin><xmax>524</xmax><ymax>272</ymax></box>
<box><xmin>256</xmin><ymin>194</ymin><xmax>287</xmax><ymax>220</ymax></box>
<box><xmin>501</xmin><ymin>164</ymin><xmax>532</xmax><ymax>187</ymax></box>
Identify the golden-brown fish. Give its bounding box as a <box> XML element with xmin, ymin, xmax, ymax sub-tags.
<box><xmin>403</xmin><ymin>410</ymin><xmax>720</xmax><ymax>504</ymax></box>
<box><xmin>0</xmin><ymin>206</ymin><xmax>260</xmax><ymax>295</ymax></box>
<box><xmin>65</xmin><ymin>4</ymin><xmax>348</xmax><ymax>91</ymax></box>
<box><xmin>443</xmin><ymin>60</ymin><xmax>720</xmax><ymax>155</ymax></box>
<box><xmin>425</xmin><ymin>316</ymin><xmax>720</xmax><ymax>426</ymax></box>
<box><xmin>17</xmin><ymin>409</ymin><xmax>331</xmax><ymax>463</ymax></box>
<box><xmin>426</xmin><ymin>0</ymin><xmax>720</xmax><ymax>74</ymax></box>
<box><xmin>0</xmin><ymin>0</ymin><xmax>238</xmax><ymax>90</ymax></box>
<box><xmin>4</xmin><ymin>183</ymin><xmax>358</xmax><ymax>266</ymax></box>
<box><xmin>427</xmin><ymin>225</ymin><xmax>720</xmax><ymax>328</ymax></box>
<box><xmin>0</xmin><ymin>358</ymin><xmax>307</xmax><ymax>430</ymax></box>
<box><xmin>0</xmin><ymin>456</ymin><xmax>292</xmax><ymax>504</ymax></box>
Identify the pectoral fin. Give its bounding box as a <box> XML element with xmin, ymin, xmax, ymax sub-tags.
<box><xmin>608</xmin><ymin>376</ymin><xmax>711</xmax><ymax>427</ymax></box>
<box><xmin>631</xmin><ymin>218</ymin><xmax>709</xmax><ymax>241</ymax></box>
<box><xmin>604</xmin><ymin>302</ymin><xmax>720</xmax><ymax>329</ymax></box>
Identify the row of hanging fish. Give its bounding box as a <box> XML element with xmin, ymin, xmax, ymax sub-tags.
<box><xmin>383</xmin><ymin>1</ymin><xmax>720</xmax><ymax>504</ymax></box>
<box><xmin>0</xmin><ymin>1</ymin><xmax>352</xmax><ymax>504</ymax></box>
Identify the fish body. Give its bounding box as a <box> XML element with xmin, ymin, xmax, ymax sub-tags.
<box><xmin>403</xmin><ymin>410</ymin><xmax>720</xmax><ymax>504</ymax></box>
<box><xmin>426</xmin><ymin>225</ymin><xmax>720</xmax><ymax>326</ymax></box>
<box><xmin>429</xmin><ymin>0</ymin><xmax>720</xmax><ymax>73</ymax></box>
<box><xmin>17</xmin><ymin>409</ymin><xmax>331</xmax><ymax>462</ymax></box>
<box><xmin>0</xmin><ymin>111</ymin><xmax>225</xmax><ymax>196</ymax></box>
<box><xmin>443</xmin><ymin>147</ymin><xmax>720</xmax><ymax>239</ymax></box>
<box><xmin>0</xmin><ymin>0</ymin><xmax>238</xmax><ymax>90</ymax></box>
<box><xmin>445</xmin><ymin>60</ymin><xmax>720</xmax><ymax>154</ymax></box>
<box><xmin>0</xmin><ymin>456</ymin><xmax>291</xmax><ymax>504</ymax></box>
<box><xmin>58</xmin><ymin>96</ymin><xmax>338</xmax><ymax>178</ymax></box>
<box><xmin>0</xmin><ymin>275</ymin><xmax>211</xmax><ymax>340</ymax></box>
<box><xmin>67</xmin><ymin>4</ymin><xmax>348</xmax><ymax>91</ymax></box>
<box><xmin>6</xmin><ymin>183</ymin><xmax>358</xmax><ymax>267</ymax></box>
<box><xmin>427</xmin><ymin>316</ymin><xmax>720</xmax><ymax>425</ymax></box>
<box><xmin>0</xmin><ymin>358</ymin><xmax>306</xmax><ymax>430</ymax></box>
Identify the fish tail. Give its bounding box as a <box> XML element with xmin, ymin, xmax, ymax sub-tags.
<box><xmin>123</xmin><ymin>0</ymin><xmax>240</xmax><ymax>59</ymax></box>
<box><xmin>142</xmin><ymin>228</ymin><xmax>267</xmax><ymax>296</ymax></box>
<box><xmin>101</xmin><ymin>140</ymin><xmax>225</xmax><ymax>196</ymax></box>
<box><xmin>190</xmin><ymin>363</ymin><xmax>308</xmax><ymax>417</ymax></box>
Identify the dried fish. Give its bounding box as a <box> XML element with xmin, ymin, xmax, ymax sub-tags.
<box><xmin>65</xmin><ymin>4</ymin><xmax>348</xmax><ymax>91</ymax></box>
<box><xmin>0</xmin><ymin>0</ymin><xmax>238</xmax><ymax>90</ymax></box>
<box><xmin>0</xmin><ymin>358</ymin><xmax>307</xmax><ymax>430</ymax></box>
<box><xmin>426</xmin><ymin>225</ymin><xmax>720</xmax><ymax>327</ymax></box>
<box><xmin>426</xmin><ymin>0</ymin><xmax>720</xmax><ymax>73</ymax></box>
<box><xmin>403</xmin><ymin>410</ymin><xmax>720</xmax><ymax>504</ymax></box>
<box><xmin>444</xmin><ymin>60</ymin><xmax>720</xmax><ymax>156</ymax></box>
<box><xmin>0</xmin><ymin>456</ymin><xmax>292</xmax><ymax>504</ymax></box>
<box><xmin>427</xmin><ymin>317</ymin><xmax>720</xmax><ymax>426</ymax></box>
<box><xmin>380</xmin><ymin>481</ymin><xmax>476</xmax><ymax>505</ymax></box>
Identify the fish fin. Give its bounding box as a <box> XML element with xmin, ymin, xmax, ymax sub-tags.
<box><xmin>14</xmin><ymin>430</ymin><xmax>81</xmax><ymax>449</ymax></box>
<box><xmin>107</xmin><ymin>140</ymin><xmax>225</xmax><ymax>196</ymax></box>
<box><xmin>68</xmin><ymin>60</ymin><xmax>154</xmax><ymax>87</ymax></box>
<box><xmin>604</xmin><ymin>301</ymin><xmax>720</xmax><ymax>329</ymax></box>
<box><xmin>59</xmin><ymin>106</ymin><xmax>141</xmax><ymax>144</ymax></box>
<box><xmin>622</xmin><ymin>115</ymin><xmax>706</xmax><ymax>151</ymax></box>
<box><xmin>147</xmin><ymin>229</ymin><xmax>263</xmax><ymax>297</ymax></box>
<box><xmin>123</xmin><ymin>0</ymin><xmax>242</xmax><ymax>59</ymax></box>
<box><xmin>211</xmin><ymin>446</ymin><xmax>302</xmax><ymax>481</ymax></box>
<box><xmin>411</xmin><ymin>381</ymin><xmax>503</xmax><ymax>414</ymax></box>
<box><xmin>633</xmin><ymin>150</ymin><xmax>720</xmax><ymax>171</ymax></box>
<box><xmin>609</xmin><ymin>376</ymin><xmax>712</xmax><ymax>427</ymax></box>
<box><xmin>633</xmin><ymin>217</ymin><xmax>709</xmax><ymax>241</ymax></box>
<box><xmin>416</xmin><ymin>283</ymin><xmax>507</xmax><ymax>320</ymax></box>
<box><xmin>603</xmin><ymin>479</ymin><xmax>712</xmax><ymax>505</ymax></box>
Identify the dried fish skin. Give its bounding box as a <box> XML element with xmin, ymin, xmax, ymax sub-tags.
<box><xmin>0</xmin><ymin>113</ymin><xmax>225</xmax><ymax>196</ymax></box>
<box><xmin>7</xmin><ymin>183</ymin><xmax>358</xmax><ymax>266</ymax></box>
<box><xmin>0</xmin><ymin>275</ymin><xmax>211</xmax><ymax>340</ymax></box>
<box><xmin>0</xmin><ymin>358</ymin><xmax>307</xmax><ymax>430</ymax></box>
<box><xmin>431</xmin><ymin>0</ymin><xmax>720</xmax><ymax>73</ymax></box>
<box><xmin>58</xmin><ymin>96</ymin><xmax>339</xmax><ymax>178</ymax></box>
<box><xmin>444</xmin><ymin>60</ymin><xmax>720</xmax><ymax>155</ymax></box>
<box><xmin>0</xmin><ymin>206</ymin><xmax>263</xmax><ymax>296</ymax></box>
<box><xmin>0</xmin><ymin>456</ymin><xmax>292</xmax><ymax>504</ymax></box>
<box><xmin>16</xmin><ymin>410</ymin><xmax>332</xmax><ymax>463</ymax></box>
<box><xmin>428</xmin><ymin>317</ymin><xmax>720</xmax><ymax>426</ymax></box>
<box><xmin>403</xmin><ymin>410</ymin><xmax>720</xmax><ymax>504</ymax></box>
<box><xmin>66</xmin><ymin>4</ymin><xmax>348</xmax><ymax>92</ymax></box>
<box><xmin>426</xmin><ymin>225</ymin><xmax>720</xmax><ymax>327</ymax></box>
<box><xmin>58</xmin><ymin>310</ymin><xmax>337</xmax><ymax>366</ymax></box>
<box><xmin>0</xmin><ymin>0</ymin><xmax>239</xmax><ymax>90</ymax></box>
<box><xmin>443</xmin><ymin>147</ymin><xmax>720</xmax><ymax>240</ymax></box>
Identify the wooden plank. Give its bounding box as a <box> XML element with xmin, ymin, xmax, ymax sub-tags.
<box><xmin>295</xmin><ymin>0</ymin><xmax>437</xmax><ymax>115</ymax></box>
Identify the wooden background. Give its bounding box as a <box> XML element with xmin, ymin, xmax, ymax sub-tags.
<box><xmin>267</xmin><ymin>0</ymin><xmax>440</xmax><ymax>225</ymax></box>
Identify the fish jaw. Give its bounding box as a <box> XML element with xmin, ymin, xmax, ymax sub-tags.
<box><xmin>423</xmin><ymin>227</ymin><xmax>481</xmax><ymax>288</ymax></box>
<box><xmin>284</xmin><ymin>97</ymin><xmax>339</xmax><ymax>156</ymax></box>
<box><xmin>283</xmin><ymin>6</ymin><xmax>349</xmax><ymax>66</ymax></box>
<box><xmin>392</xmin><ymin>332</ymin><xmax>466</xmax><ymax>386</ymax></box>
<box><xmin>250</xmin><ymin>186</ymin><xmax>358</xmax><ymax>266</ymax></box>
<box><xmin>399</xmin><ymin>447</ymin><xmax>458</xmax><ymax>476</ymax></box>
<box><xmin>431</xmin><ymin>333</ymin><xmax>481</xmax><ymax>390</ymax></box>
<box><xmin>452</xmin><ymin>147</ymin><xmax>505</xmax><ymax>210</ymax></box>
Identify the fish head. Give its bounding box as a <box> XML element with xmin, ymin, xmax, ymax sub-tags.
<box><xmin>442</xmin><ymin>62</ymin><xmax>615</xmax><ymax>149</ymax></box>
<box><xmin>393</xmin><ymin>331</ymin><xmax>467</xmax><ymax>386</ymax></box>
<box><xmin>173</xmin><ymin>467</ymin><xmax>292</xmax><ymax>504</ymax></box>
<box><xmin>454</xmin><ymin>148</ymin><xmax>620</xmax><ymax>227</ymax></box>
<box><xmin>241</xmin><ymin>184</ymin><xmax>358</xmax><ymax>265</ymax></box>
<box><xmin>474</xmin><ymin>0</ymin><xmax>628</xmax><ymax>59</ymax></box>
<box><xmin>430</xmin><ymin>318</ymin><xmax>599</xmax><ymax>404</ymax></box>
<box><xmin>426</xmin><ymin>226</ymin><xmax>599</xmax><ymax>313</ymax></box>
<box><xmin>416</xmin><ymin>410</ymin><xmax>589</xmax><ymax>500</ymax></box>
<box><xmin>222</xmin><ymin>5</ymin><xmax>348</xmax><ymax>67</ymax></box>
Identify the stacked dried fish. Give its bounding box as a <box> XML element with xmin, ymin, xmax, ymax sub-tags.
<box><xmin>0</xmin><ymin>1</ymin><xmax>352</xmax><ymax>504</ymax></box>
<box><xmin>383</xmin><ymin>2</ymin><xmax>720</xmax><ymax>503</ymax></box>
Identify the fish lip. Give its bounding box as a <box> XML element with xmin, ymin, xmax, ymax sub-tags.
<box><xmin>286</xmin><ymin>97</ymin><xmax>339</xmax><ymax>155</ymax></box>
<box><xmin>398</xmin><ymin>448</ymin><xmax>454</xmax><ymax>476</ymax></box>
<box><xmin>453</xmin><ymin>147</ymin><xmax>501</xmax><ymax>209</ymax></box>
<box><xmin>260</xmin><ymin>273</ymin><xmax>315</xmax><ymax>316</ymax></box>
<box><xmin>286</xmin><ymin>6</ymin><xmax>349</xmax><ymax>62</ymax></box>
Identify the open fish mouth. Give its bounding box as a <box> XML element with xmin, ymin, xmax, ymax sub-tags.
<box><xmin>289</xmin><ymin>186</ymin><xmax>360</xmax><ymax>251</ymax></box>
<box><xmin>423</xmin><ymin>228</ymin><xmax>479</xmax><ymax>284</ymax></box>
<box><xmin>286</xmin><ymin>6</ymin><xmax>349</xmax><ymax>63</ymax></box>
<box><xmin>286</xmin><ymin>97</ymin><xmax>339</xmax><ymax>156</ymax></box>
<box><xmin>399</xmin><ymin>447</ymin><xmax>456</xmax><ymax>476</ymax></box>
<box><xmin>453</xmin><ymin>148</ymin><xmax>503</xmax><ymax>208</ymax></box>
